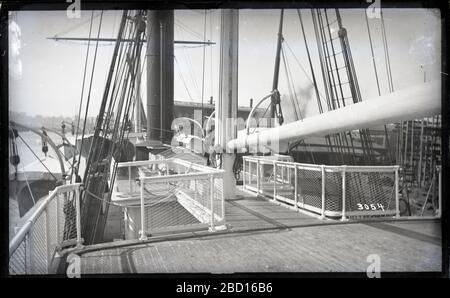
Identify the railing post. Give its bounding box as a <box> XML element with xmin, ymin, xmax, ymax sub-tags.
<box><xmin>257</xmin><ymin>159</ymin><xmax>261</xmax><ymax>194</ymax></box>
<box><xmin>55</xmin><ymin>192</ymin><xmax>60</xmax><ymax>244</ymax></box>
<box><xmin>209</xmin><ymin>175</ymin><xmax>215</xmax><ymax>231</ymax></box>
<box><xmin>221</xmin><ymin>177</ymin><xmax>225</xmax><ymax>223</ymax></box>
<box><xmin>166</xmin><ymin>160</ymin><xmax>169</xmax><ymax>176</ymax></box>
<box><xmin>320</xmin><ymin>165</ymin><xmax>325</xmax><ymax>219</ymax></box>
<box><xmin>75</xmin><ymin>186</ymin><xmax>83</xmax><ymax>247</ymax></box>
<box><xmin>248</xmin><ymin>160</ymin><xmax>252</xmax><ymax>188</ymax></box>
<box><xmin>438</xmin><ymin>166</ymin><xmax>442</xmax><ymax>218</ymax></box>
<box><xmin>128</xmin><ymin>165</ymin><xmax>132</xmax><ymax>194</ymax></box>
<box><xmin>273</xmin><ymin>161</ymin><xmax>277</xmax><ymax>200</ymax></box>
<box><xmin>294</xmin><ymin>165</ymin><xmax>298</xmax><ymax>209</ymax></box>
<box><xmin>395</xmin><ymin>166</ymin><xmax>400</xmax><ymax>219</ymax></box>
<box><xmin>243</xmin><ymin>158</ymin><xmax>246</xmax><ymax>187</ymax></box>
<box><xmin>341</xmin><ymin>166</ymin><xmax>347</xmax><ymax>221</ymax></box>
<box><xmin>139</xmin><ymin>178</ymin><xmax>148</xmax><ymax>240</ymax></box>
<box><xmin>45</xmin><ymin>208</ymin><xmax>50</xmax><ymax>273</ymax></box>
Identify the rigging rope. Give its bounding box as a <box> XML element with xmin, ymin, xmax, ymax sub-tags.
<box><xmin>364</xmin><ymin>10</ymin><xmax>393</xmax><ymax>165</ymax></box>
<box><xmin>297</xmin><ymin>9</ymin><xmax>325</xmax><ymax>114</ymax></box>
<box><xmin>175</xmin><ymin>56</ymin><xmax>194</xmax><ymax>100</ymax></box>
<box><xmin>71</xmin><ymin>11</ymin><xmax>95</xmax><ymax>180</ymax></box>
<box><xmin>16</xmin><ymin>133</ymin><xmax>58</xmax><ymax>181</ymax></box>
<box><xmin>200</xmin><ymin>9</ymin><xmax>208</xmax><ymax>121</ymax></box>
<box><xmin>380</xmin><ymin>10</ymin><xmax>394</xmax><ymax>92</ymax></box>
<box><xmin>280</xmin><ymin>43</ymin><xmax>301</xmax><ymax>121</ymax></box>
<box><xmin>76</xmin><ymin>11</ymin><xmax>104</xmax><ymax>178</ymax></box>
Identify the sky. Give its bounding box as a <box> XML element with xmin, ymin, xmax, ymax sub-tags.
<box><xmin>8</xmin><ymin>8</ymin><xmax>441</xmax><ymax>122</ymax></box>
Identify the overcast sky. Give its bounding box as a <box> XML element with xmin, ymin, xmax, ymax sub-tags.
<box><xmin>8</xmin><ymin>8</ymin><xmax>441</xmax><ymax>121</ymax></box>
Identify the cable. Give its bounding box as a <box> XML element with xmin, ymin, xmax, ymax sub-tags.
<box><xmin>200</xmin><ymin>9</ymin><xmax>208</xmax><ymax>121</ymax></box>
<box><xmin>71</xmin><ymin>11</ymin><xmax>95</xmax><ymax>180</ymax></box>
<box><xmin>281</xmin><ymin>43</ymin><xmax>302</xmax><ymax>121</ymax></box>
<box><xmin>77</xmin><ymin>11</ymin><xmax>104</xmax><ymax>177</ymax></box>
<box><xmin>380</xmin><ymin>9</ymin><xmax>394</xmax><ymax>92</ymax></box>
<box><xmin>175</xmin><ymin>56</ymin><xmax>194</xmax><ymax>101</ymax></box>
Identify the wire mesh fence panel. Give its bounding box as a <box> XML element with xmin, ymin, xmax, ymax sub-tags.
<box><xmin>246</xmin><ymin>160</ymin><xmax>258</xmax><ymax>190</ymax></box>
<box><xmin>213</xmin><ymin>177</ymin><xmax>224</xmax><ymax>222</ymax></box>
<box><xmin>260</xmin><ymin>161</ymin><xmax>274</xmax><ymax>197</ymax></box>
<box><xmin>141</xmin><ymin>174</ymin><xmax>220</xmax><ymax>234</ymax></box>
<box><xmin>46</xmin><ymin>198</ymin><xmax>59</xmax><ymax>268</ymax></box>
<box><xmin>60</xmin><ymin>192</ymin><xmax>78</xmax><ymax>243</ymax></box>
<box><xmin>9</xmin><ymin>184</ymin><xmax>82</xmax><ymax>275</ymax></box>
<box><xmin>297</xmin><ymin>167</ymin><xmax>323</xmax><ymax>213</ymax></box>
<box><xmin>273</xmin><ymin>164</ymin><xmax>295</xmax><ymax>204</ymax></box>
<box><xmin>345</xmin><ymin>171</ymin><xmax>396</xmax><ymax>218</ymax></box>
<box><xmin>9</xmin><ymin>236</ymin><xmax>28</xmax><ymax>275</ymax></box>
<box><xmin>324</xmin><ymin>171</ymin><xmax>342</xmax><ymax>214</ymax></box>
<box><xmin>29</xmin><ymin>214</ymin><xmax>48</xmax><ymax>274</ymax></box>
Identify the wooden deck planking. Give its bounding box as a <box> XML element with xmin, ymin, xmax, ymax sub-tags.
<box><xmin>79</xmin><ymin>187</ymin><xmax>441</xmax><ymax>274</ymax></box>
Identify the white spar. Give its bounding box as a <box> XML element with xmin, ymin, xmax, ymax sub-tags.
<box><xmin>227</xmin><ymin>81</ymin><xmax>441</xmax><ymax>151</ymax></box>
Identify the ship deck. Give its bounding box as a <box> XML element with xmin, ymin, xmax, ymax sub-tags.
<box><xmin>73</xmin><ymin>187</ymin><xmax>441</xmax><ymax>274</ymax></box>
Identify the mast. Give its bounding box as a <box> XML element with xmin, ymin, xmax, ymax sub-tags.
<box><xmin>216</xmin><ymin>9</ymin><xmax>239</xmax><ymax>200</ymax></box>
<box><xmin>269</xmin><ymin>9</ymin><xmax>284</xmax><ymax>126</ymax></box>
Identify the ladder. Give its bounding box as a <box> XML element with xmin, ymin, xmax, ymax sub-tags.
<box><xmin>313</xmin><ymin>8</ymin><xmax>379</xmax><ymax>166</ymax></box>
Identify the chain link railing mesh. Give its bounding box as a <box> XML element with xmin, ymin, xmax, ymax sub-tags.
<box><xmin>272</xmin><ymin>164</ymin><xmax>295</xmax><ymax>203</ymax></box>
<box><xmin>325</xmin><ymin>171</ymin><xmax>342</xmax><ymax>212</ymax></box>
<box><xmin>9</xmin><ymin>186</ymin><xmax>81</xmax><ymax>275</ymax></box>
<box><xmin>243</xmin><ymin>157</ymin><xmax>399</xmax><ymax>219</ymax></box>
<box><xmin>9</xmin><ymin>235</ymin><xmax>28</xmax><ymax>274</ymax></box>
<box><xmin>345</xmin><ymin>172</ymin><xmax>396</xmax><ymax>216</ymax></box>
<box><xmin>29</xmin><ymin>214</ymin><xmax>48</xmax><ymax>274</ymax></box>
<box><xmin>141</xmin><ymin>173</ymin><xmax>224</xmax><ymax>234</ymax></box>
<box><xmin>213</xmin><ymin>177</ymin><xmax>224</xmax><ymax>222</ymax></box>
<box><xmin>260</xmin><ymin>162</ymin><xmax>274</xmax><ymax>196</ymax></box>
<box><xmin>60</xmin><ymin>191</ymin><xmax>78</xmax><ymax>243</ymax></box>
<box><xmin>246</xmin><ymin>160</ymin><xmax>258</xmax><ymax>189</ymax></box>
<box><xmin>297</xmin><ymin>167</ymin><xmax>323</xmax><ymax>212</ymax></box>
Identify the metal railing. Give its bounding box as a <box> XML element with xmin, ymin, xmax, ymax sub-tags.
<box><xmin>115</xmin><ymin>158</ymin><xmax>226</xmax><ymax>240</ymax></box>
<box><xmin>243</xmin><ymin>156</ymin><xmax>404</xmax><ymax>220</ymax></box>
<box><xmin>9</xmin><ymin>183</ymin><xmax>83</xmax><ymax>275</ymax></box>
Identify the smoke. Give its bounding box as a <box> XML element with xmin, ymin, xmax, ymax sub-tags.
<box><xmin>281</xmin><ymin>82</ymin><xmax>315</xmax><ymax>122</ymax></box>
<box><xmin>9</xmin><ymin>19</ymin><xmax>22</xmax><ymax>80</ymax></box>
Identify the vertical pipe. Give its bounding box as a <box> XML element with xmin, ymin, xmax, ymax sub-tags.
<box><xmin>320</xmin><ymin>165</ymin><xmax>325</xmax><ymax>219</ymax></box>
<box><xmin>248</xmin><ymin>160</ymin><xmax>252</xmax><ymax>188</ymax></box>
<box><xmin>147</xmin><ymin>10</ymin><xmax>161</xmax><ymax>141</ymax></box>
<box><xmin>294</xmin><ymin>165</ymin><xmax>298</xmax><ymax>209</ymax></box>
<box><xmin>135</xmin><ymin>57</ymin><xmax>141</xmax><ymax>133</ymax></box>
<box><xmin>210</xmin><ymin>175</ymin><xmax>215</xmax><ymax>230</ymax></box>
<box><xmin>418</xmin><ymin>120</ymin><xmax>424</xmax><ymax>187</ymax></box>
<box><xmin>159</xmin><ymin>20</ymin><xmax>165</xmax><ymax>141</ymax></box>
<box><xmin>45</xmin><ymin>209</ymin><xmax>50</xmax><ymax>272</ymax></box>
<box><xmin>139</xmin><ymin>178</ymin><xmax>147</xmax><ymax>240</ymax></box>
<box><xmin>341</xmin><ymin>166</ymin><xmax>347</xmax><ymax>221</ymax></box>
<box><xmin>55</xmin><ymin>192</ymin><xmax>60</xmax><ymax>243</ymax></box>
<box><xmin>273</xmin><ymin>161</ymin><xmax>277</xmax><ymax>200</ymax></box>
<box><xmin>438</xmin><ymin>166</ymin><xmax>442</xmax><ymax>218</ymax></box>
<box><xmin>243</xmin><ymin>158</ymin><xmax>246</xmax><ymax>187</ymax></box>
<box><xmin>257</xmin><ymin>159</ymin><xmax>261</xmax><ymax>193</ymax></box>
<box><xmin>221</xmin><ymin>177</ymin><xmax>225</xmax><ymax>223</ymax></box>
<box><xmin>410</xmin><ymin>119</ymin><xmax>415</xmax><ymax>181</ymax></box>
<box><xmin>75</xmin><ymin>187</ymin><xmax>82</xmax><ymax>247</ymax></box>
<box><xmin>395</xmin><ymin>166</ymin><xmax>400</xmax><ymax>218</ymax></box>
<box><xmin>128</xmin><ymin>166</ymin><xmax>132</xmax><ymax>194</ymax></box>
